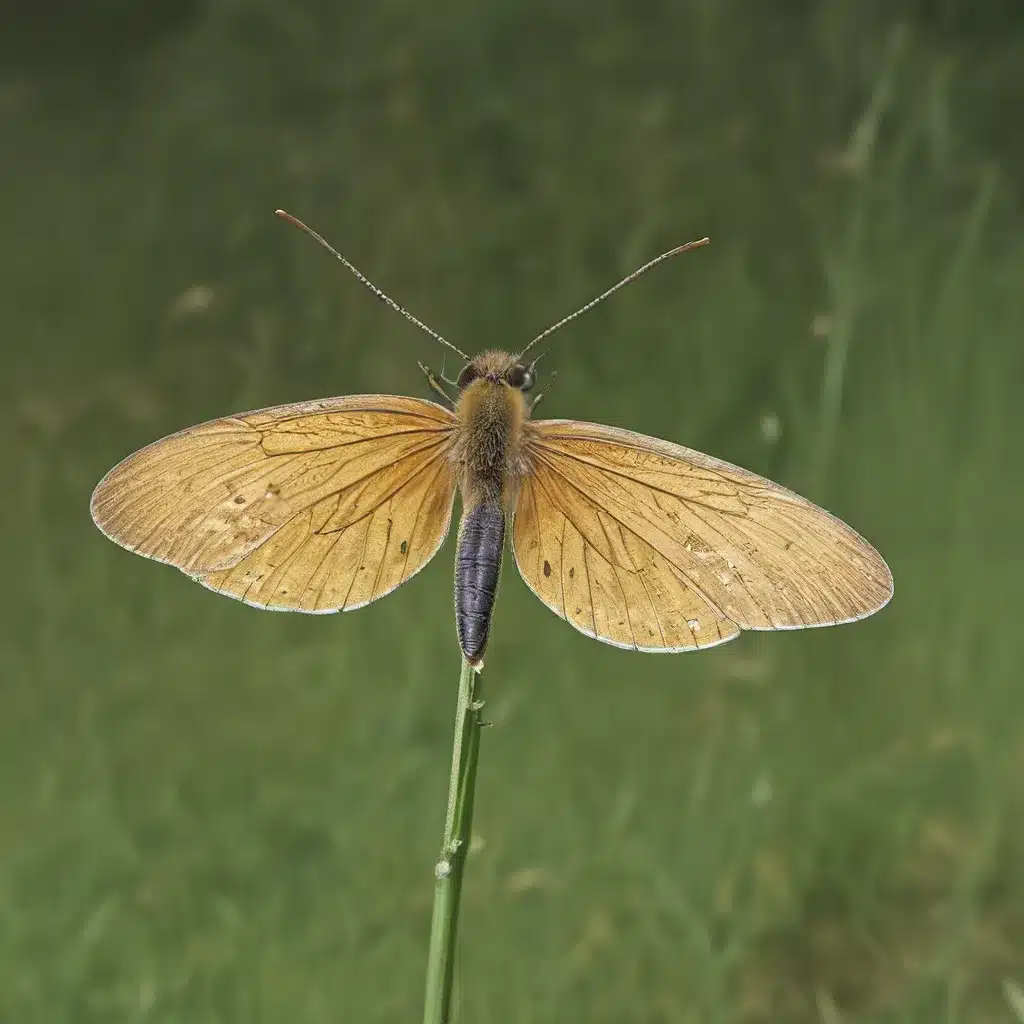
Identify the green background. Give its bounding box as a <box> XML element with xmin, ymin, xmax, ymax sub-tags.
<box><xmin>2</xmin><ymin>1</ymin><xmax>1022</xmax><ymax>1020</ymax></box>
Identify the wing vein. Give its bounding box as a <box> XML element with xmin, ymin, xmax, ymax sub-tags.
<box><xmin>531</xmin><ymin>437</ymin><xmax>755</xmax><ymax>502</ymax></box>
<box><xmin>342</xmin><ymin>518</ymin><xmax>373</xmax><ymax>611</ymax></box>
<box><xmin>636</xmin><ymin>569</ymin><xmax>666</xmax><ymax>647</ymax></box>
<box><xmin>581</xmin><ymin>536</ymin><xmax>597</xmax><ymax>637</ymax></box>
<box><xmin>558</xmin><ymin>511</ymin><xmax>567</xmax><ymax>619</ymax></box>
<box><xmin>258</xmin><ymin>424</ymin><xmax>450</xmax><ymax>456</ymax></box>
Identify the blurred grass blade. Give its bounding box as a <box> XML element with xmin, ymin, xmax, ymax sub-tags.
<box><xmin>1004</xmin><ymin>978</ymin><xmax>1024</xmax><ymax>1022</ymax></box>
<box><xmin>815</xmin><ymin>987</ymin><xmax>846</xmax><ymax>1024</ymax></box>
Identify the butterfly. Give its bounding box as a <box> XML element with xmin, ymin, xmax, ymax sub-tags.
<box><xmin>91</xmin><ymin>212</ymin><xmax>893</xmax><ymax>667</ymax></box>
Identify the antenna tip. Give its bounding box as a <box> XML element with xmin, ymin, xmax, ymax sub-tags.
<box><xmin>275</xmin><ymin>209</ymin><xmax>307</xmax><ymax>232</ymax></box>
<box><xmin>666</xmin><ymin>237</ymin><xmax>711</xmax><ymax>258</ymax></box>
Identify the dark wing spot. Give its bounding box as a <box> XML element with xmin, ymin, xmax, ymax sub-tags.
<box><xmin>575</xmin><ymin>607</ymin><xmax>582</xmax><ymax>615</ymax></box>
<box><xmin>569</xmin><ymin>567</ymin><xmax>575</xmax><ymax>579</ymax></box>
<box><xmin>400</xmin><ymin>540</ymin><xmax>408</xmax><ymax>555</ymax></box>
<box><xmin>543</xmin><ymin>560</ymin><xmax>551</xmax><ymax>578</ymax></box>
<box><xmin>233</xmin><ymin>495</ymin><xmax>246</xmax><ymax>504</ymax></box>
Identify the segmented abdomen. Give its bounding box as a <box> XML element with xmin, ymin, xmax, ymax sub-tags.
<box><xmin>455</xmin><ymin>500</ymin><xmax>505</xmax><ymax>664</ymax></box>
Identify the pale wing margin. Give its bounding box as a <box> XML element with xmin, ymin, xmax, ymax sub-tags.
<box><xmin>91</xmin><ymin>394</ymin><xmax>458</xmax><ymax>612</ymax></box>
<box><xmin>512</xmin><ymin>419</ymin><xmax>892</xmax><ymax>649</ymax></box>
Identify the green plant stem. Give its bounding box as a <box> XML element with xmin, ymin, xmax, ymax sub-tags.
<box><xmin>423</xmin><ymin>657</ymin><xmax>485</xmax><ymax>1024</ymax></box>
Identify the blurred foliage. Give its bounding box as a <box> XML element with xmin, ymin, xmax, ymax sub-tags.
<box><xmin>1</xmin><ymin>1</ymin><xmax>1022</xmax><ymax>1021</ymax></box>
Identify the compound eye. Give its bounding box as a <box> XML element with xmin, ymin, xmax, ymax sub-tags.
<box><xmin>506</xmin><ymin>364</ymin><xmax>533</xmax><ymax>391</ymax></box>
<box><xmin>456</xmin><ymin>364</ymin><xmax>479</xmax><ymax>389</ymax></box>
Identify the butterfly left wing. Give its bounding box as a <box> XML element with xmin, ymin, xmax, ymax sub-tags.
<box><xmin>91</xmin><ymin>395</ymin><xmax>457</xmax><ymax>612</ymax></box>
<box><xmin>512</xmin><ymin>419</ymin><xmax>892</xmax><ymax>652</ymax></box>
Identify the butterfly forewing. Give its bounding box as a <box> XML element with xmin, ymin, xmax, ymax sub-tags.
<box><xmin>512</xmin><ymin>419</ymin><xmax>892</xmax><ymax>651</ymax></box>
<box><xmin>91</xmin><ymin>395</ymin><xmax>458</xmax><ymax>612</ymax></box>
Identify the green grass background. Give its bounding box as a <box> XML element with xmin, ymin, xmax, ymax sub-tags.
<box><xmin>2</xmin><ymin>1</ymin><xmax>1023</xmax><ymax>1020</ymax></box>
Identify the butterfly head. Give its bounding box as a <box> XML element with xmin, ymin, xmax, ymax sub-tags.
<box><xmin>456</xmin><ymin>350</ymin><xmax>536</xmax><ymax>393</ymax></box>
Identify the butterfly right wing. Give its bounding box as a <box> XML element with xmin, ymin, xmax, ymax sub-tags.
<box><xmin>91</xmin><ymin>394</ymin><xmax>458</xmax><ymax>612</ymax></box>
<box><xmin>512</xmin><ymin>418</ymin><xmax>892</xmax><ymax>652</ymax></box>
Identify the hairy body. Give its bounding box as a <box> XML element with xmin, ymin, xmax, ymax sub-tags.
<box><xmin>449</xmin><ymin>350</ymin><xmax>536</xmax><ymax>664</ymax></box>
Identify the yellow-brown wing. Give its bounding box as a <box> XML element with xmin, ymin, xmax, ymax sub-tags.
<box><xmin>512</xmin><ymin>419</ymin><xmax>893</xmax><ymax>652</ymax></box>
<box><xmin>91</xmin><ymin>394</ymin><xmax>458</xmax><ymax>612</ymax></box>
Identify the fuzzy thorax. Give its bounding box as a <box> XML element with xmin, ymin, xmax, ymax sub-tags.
<box><xmin>452</xmin><ymin>376</ymin><xmax>531</xmax><ymax>508</ymax></box>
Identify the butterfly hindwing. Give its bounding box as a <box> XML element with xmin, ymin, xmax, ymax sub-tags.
<box><xmin>90</xmin><ymin>395</ymin><xmax>458</xmax><ymax>612</ymax></box>
<box><xmin>512</xmin><ymin>419</ymin><xmax>892</xmax><ymax>651</ymax></box>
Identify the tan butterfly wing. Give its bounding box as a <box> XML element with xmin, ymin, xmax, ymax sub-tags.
<box><xmin>91</xmin><ymin>395</ymin><xmax>457</xmax><ymax>612</ymax></box>
<box><xmin>512</xmin><ymin>419</ymin><xmax>893</xmax><ymax>652</ymax></box>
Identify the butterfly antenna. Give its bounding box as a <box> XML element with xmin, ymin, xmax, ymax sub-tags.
<box><xmin>275</xmin><ymin>209</ymin><xmax>470</xmax><ymax>362</ymax></box>
<box><xmin>518</xmin><ymin>237</ymin><xmax>711</xmax><ymax>358</ymax></box>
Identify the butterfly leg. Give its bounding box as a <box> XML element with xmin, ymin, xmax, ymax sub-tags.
<box><xmin>418</xmin><ymin>361</ymin><xmax>457</xmax><ymax>407</ymax></box>
<box><xmin>530</xmin><ymin>371</ymin><xmax>558</xmax><ymax>413</ymax></box>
